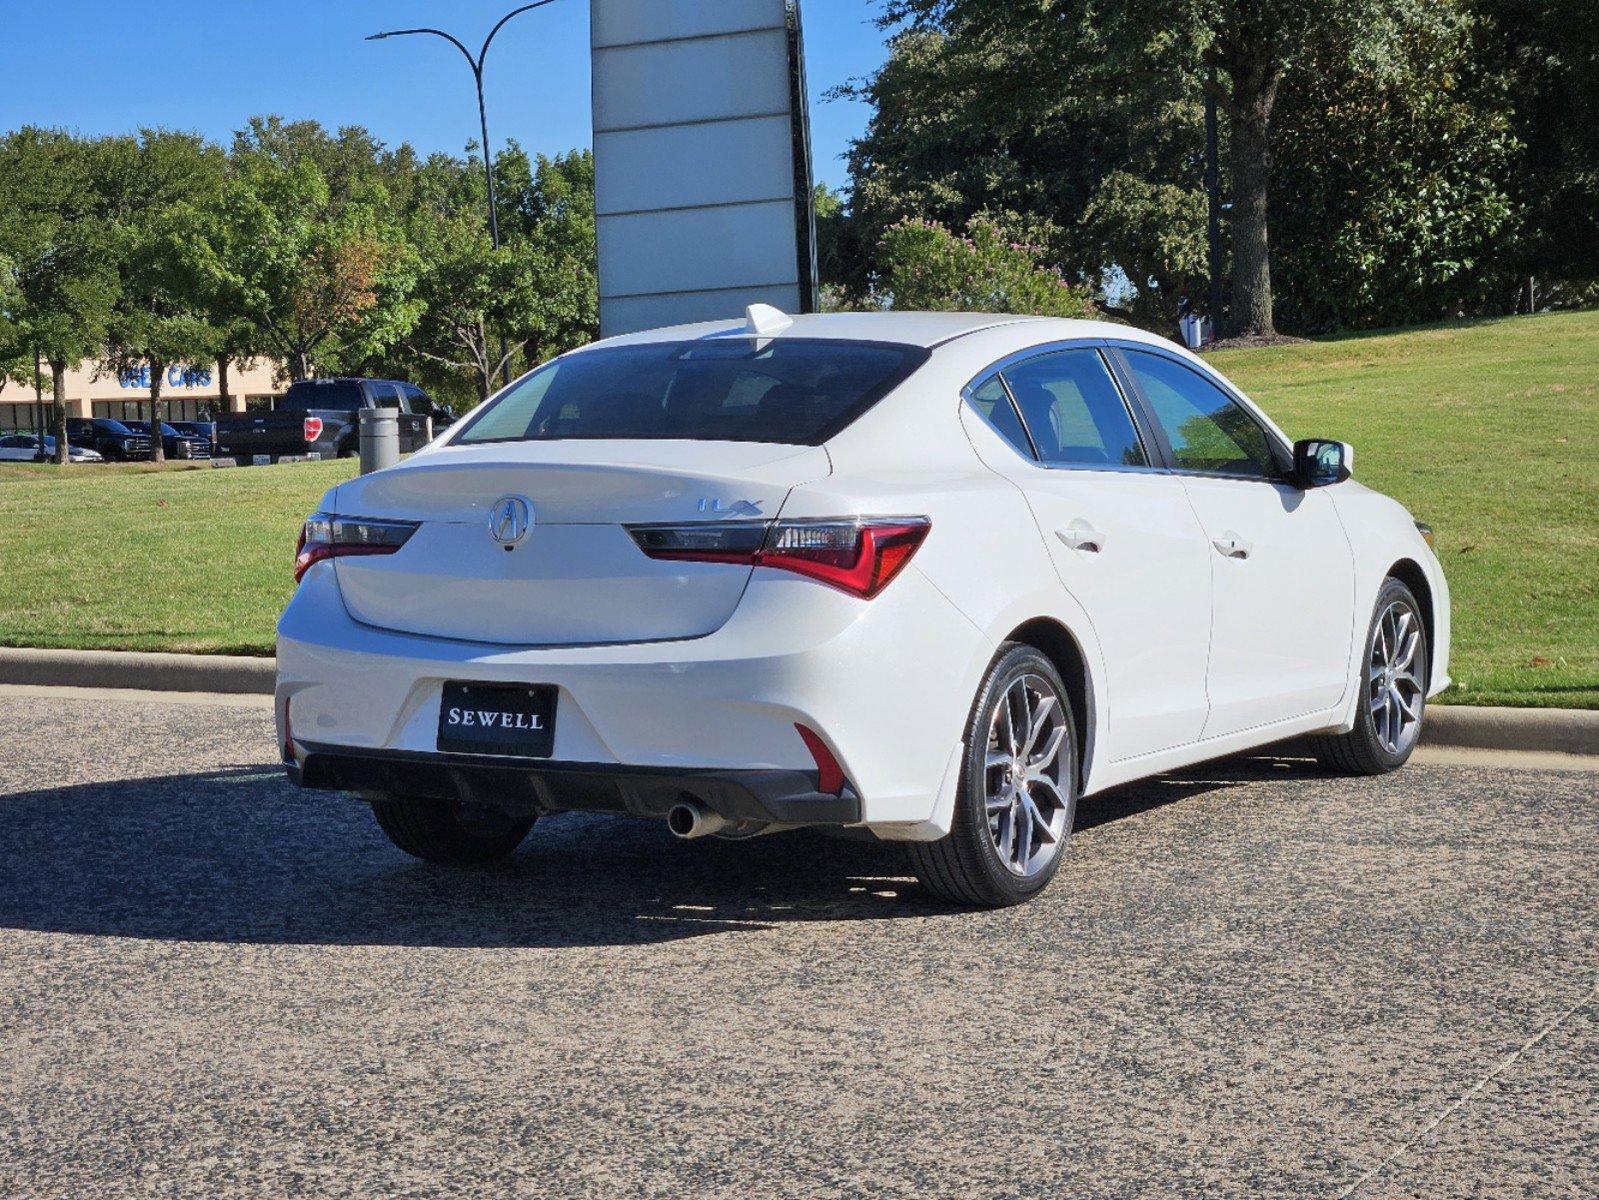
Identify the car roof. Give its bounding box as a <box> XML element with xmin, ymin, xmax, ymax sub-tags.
<box><xmin>297</xmin><ymin>377</ymin><xmax>421</xmax><ymax>387</ymax></box>
<box><xmin>587</xmin><ymin>310</ymin><xmax>1073</xmax><ymax>351</ymax></box>
<box><xmin>581</xmin><ymin>310</ymin><xmax>1198</xmax><ymax>360</ymax></box>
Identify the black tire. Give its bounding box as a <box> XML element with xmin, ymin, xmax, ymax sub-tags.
<box><xmin>907</xmin><ymin>643</ymin><xmax>1078</xmax><ymax>908</ymax></box>
<box><xmin>1307</xmin><ymin>577</ymin><xmax>1429</xmax><ymax>776</ymax></box>
<box><xmin>370</xmin><ymin>795</ymin><xmax>535</xmax><ymax>866</ymax></box>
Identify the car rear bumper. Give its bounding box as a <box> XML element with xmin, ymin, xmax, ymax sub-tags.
<box><xmin>288</xmin><ymin>742</ymin><xmax>861</xmax><ymax>825</ymax></box>
<box><xmin>276</xmin><ymin>556</ymin><xmax>990</xmax><ymax>829</ymax></box>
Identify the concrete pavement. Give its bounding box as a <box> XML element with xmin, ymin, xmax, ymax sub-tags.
<box><xmin>0</xmin><ymin>686</ymin><xmax>1594</xmax><ymax>1198</ymax></box>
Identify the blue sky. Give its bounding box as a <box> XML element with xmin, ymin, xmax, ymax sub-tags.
<box><xmin>0</xmin><ymin>0</ymin><xmax>893</xmax><ymax>189</ymax></box>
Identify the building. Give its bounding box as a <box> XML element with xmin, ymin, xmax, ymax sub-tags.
<box><xmin>0</xmin><ymin>359</ymin><xmax>282</xmax><ymax>432</ymax></box>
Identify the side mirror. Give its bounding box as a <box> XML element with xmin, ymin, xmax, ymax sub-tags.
<box><xmin>1293</xmin><ymin>438</ymin><xmax>1353</xmax><ymax>488</ymax></box>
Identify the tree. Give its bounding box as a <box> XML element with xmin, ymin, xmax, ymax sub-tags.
<box><xmin>369</xmin><ymin>144</ymin><xmax>596</xmax><ymax>408</ymax></box>
<box><xmin>398</xmin><ymin>151</ymin><xmax>541</xmax><ymax>401</ymax></box>
<box><xmin>882</xmin><ymin>0</ymin><xmax>1457</xmax><ymax>337</ymax></box>
<box><xmin>195</xmin><ymin>119</ymin><xmax>420</xmax><ymax>382</ymax></box>
<box><xmin>1270</xmin><ymin>15</ymin><xmax>1518</xmax><ymax>331</ymax></box>
<box><xmin>835</xmin><ymin>24</ymin><xmax>1205</xmax><ymax>330</ymax></box>
<box><xmin>1471</xmin><ymin>0</ymin><xmax>1599</xmax><ymax>304</ymax></box>
<box><xmin>495</xmin><ymin>146</ymin><xmax>599</xmax><ymax>368</ymax></box>
<box><xmin>0</xmin><ymin>253</ymin><xmax>32</xmax><ymax>400</ymax></box>
<box><xmin>1079</xmin><ymin>173</ymin><xmax>1208</xmax><ymax>329</ymax></box>
<box><xmin>98</xmin><ymin>131</ymin><xmax>226</xmax><ymax>463</ymax></box>
<box><xmin>876</xmin><ymin>215</ymin><xmax>1097</xmax><ymax>316</ymax></box>
<box><xmin>0</xmin><ymin>129</ymin><xmax>118</xmax><ymax>462</ymax></box>
<box><xmin>210</xmin><ymin>316</ymin><xmax>265</xmax><ymax>417</ymax></box>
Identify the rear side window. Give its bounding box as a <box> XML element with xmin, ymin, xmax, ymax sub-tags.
<box><xmin>966</xmin><ymin>376</ymin><xmax>1034</xmax><ymax>457</ymax></box>
<box><xmin>1003</xmin><ymin>349</ymin><xmax>1148</xmax><ymax>467</ymax></box>
<box><xmin>367</xmin><ymin>382</ymin><xmax>403</xmax><ymax>410</ymax></box>
<box><xmin>280</xmin><ymin>382</ymin><xmax>363</xmax><ymax>412</ymax></box>
<box><xmin>454</xmin><ymin>338</ymin><xmax>926</xmax><ymax>446</ymax></box>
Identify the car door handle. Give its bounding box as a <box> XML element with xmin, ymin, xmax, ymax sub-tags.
<box><xmin>1057</xmin><ymin>522</ymin><xmax>1106</xmax><ymax>553</ymax></box>
<box><xmin>1213</xmin><ymin>532</ymin><xmax>1252</xmax><ymax>559</ymax></box>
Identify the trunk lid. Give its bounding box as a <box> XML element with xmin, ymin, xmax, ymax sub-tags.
<box><xmin>331</xmin><ymin>440</ymin><xmax>830</xmax><ymax>646</ymax></box>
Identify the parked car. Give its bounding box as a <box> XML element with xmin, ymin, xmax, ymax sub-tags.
<box><xmin>123</xmin><ymin>421</ymin><xmax>213</xmax><ymax>460</ymax></box>
<box><xmin>213</xmin><ymin>379</ymin><xmax>438</xmax><ymax>462</ymax></box>
<box><xmin>0</xmin><ymin>434</ymin><xmax>104</xmax><ymax>462</ymax></box>
<box><xmin>277</xmin><ymin>309</ymin><xmax>1450</xmax><ymax>908</ymax></box>
<box><xmin>168</xmin><ymin>420</ymin><xmax>217</xmax><ymax>446</ymax></box>
<box><xmin>65</xmin><ymin>418</ymin><xmax>153</xmax><ymax>461</ymax></box>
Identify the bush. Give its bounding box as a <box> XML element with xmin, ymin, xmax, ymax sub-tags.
<box><xmin>876</xmin><ymin>215</ymin><xmax>1097</xmax><ymax>317</ymax></box>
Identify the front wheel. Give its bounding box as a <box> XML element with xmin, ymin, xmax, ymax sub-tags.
<box><xmin>371</xmin><ymin>796</ymin><xmax>535</xmax><ymax>866</ymax></box>
<box><xmin>1308</xmin><ymin>578</ymin><xmax>1429</xmax><ymax>775</ymax></box>
<box><xmin>907</xmin><ymin>644</ymin><xmax>1078</xmax><ymax>907</ymax></box>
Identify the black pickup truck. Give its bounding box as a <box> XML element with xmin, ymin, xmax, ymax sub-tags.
<box><xmin>213</xmin><ymin>379</ymin><xmax>451</xmax><ymax>462</ymax></box>
<box><xmin>65</xmin><ymin>417</ymin><xmax>154</xmax><ymax>461</ymax></box>
<box><xmin>124</xmin><ymin>421</ymin><xmax>213</xmax><ymax>460</ymax></box>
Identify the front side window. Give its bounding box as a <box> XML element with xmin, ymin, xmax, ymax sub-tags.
<box><xmin>454</xmin><ymin>338</ymin><xmax>925</xmax><ymax>447</ymax></box>
<box><xmin>1001</xmin><ymin>349</ymin><xmax>1148</xmax><ymax>468</ymax></box>
<box><xmin>1123</xmin><ymin>351</ymin><xmax>1279</xmax><ymax>478</ymax></box>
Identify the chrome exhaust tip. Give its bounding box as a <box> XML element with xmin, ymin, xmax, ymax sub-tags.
<box><xmin>666</xmin><ymin>800</ymin><xmax>731</xmax><ymax>840</ymax></box>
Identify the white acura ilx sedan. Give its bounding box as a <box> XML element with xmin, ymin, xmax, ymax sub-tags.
<box><xmin>278</xmin><ymin>308</ymin><xmax>1449</xmax><ymax>906</ymax></box>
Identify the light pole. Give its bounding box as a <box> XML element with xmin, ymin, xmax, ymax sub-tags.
<box><xmin>1204</xmin><ymin>74</ymin><xmax>1224</xmax><ymax>343</ymax></box>
<box><xmin>367</xmin><ymin>1</ymin><xmax>562</xmax><ymax>389</ymax></box>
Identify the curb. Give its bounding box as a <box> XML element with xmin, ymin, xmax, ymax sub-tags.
<box><xmin>0</xmin><ymin>647</ymin><xmax>275</xmax><ymax>696</ymax></box>
<box><xmin>0</xmin><ymin>648</ymin><xmax>1594</xmax><ymax>756</ymax></box>
<box><xmin>1420</xmin><ymin>705</ymin><xmax>1599</xmax><ymax>757</ymax></box>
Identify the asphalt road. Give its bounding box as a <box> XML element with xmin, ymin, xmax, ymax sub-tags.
<box><xmin>0</xmin><ymin>687</ymin><xmax>1594</xmax><ymax>1200</ymax></box>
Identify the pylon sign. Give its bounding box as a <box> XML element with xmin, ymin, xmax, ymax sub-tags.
<box><xmin>590</xmin><ymin>0</ymin><xmax>818</xmax><ymax>336</ymax></box>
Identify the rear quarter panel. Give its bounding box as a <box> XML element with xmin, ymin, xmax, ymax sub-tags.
<box><xmin>813</xmin><ymin>334</ymin><xmax>1116</xmax><ymax>798</ymax></box>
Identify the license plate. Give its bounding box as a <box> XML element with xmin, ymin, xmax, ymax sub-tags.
<box><xmin>437</xmin><ymin>682</ymin><xmax>557</xmax><ymax>758</ymax></box>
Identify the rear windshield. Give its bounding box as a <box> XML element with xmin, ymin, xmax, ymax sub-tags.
<box><xmin>280</xmin><ymin>382</ymin><xmax>363</xmax><ymax>412</ymax></box>
<box><xmin>453</xmin><ymin>338</ymin><xmax>927</xmax><ymax>446</ymax></box>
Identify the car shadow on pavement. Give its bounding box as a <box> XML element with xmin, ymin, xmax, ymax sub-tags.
<box><xmin>0</xmin><ymin>756</ymin><xmax>1305</xmax><ymax>949</ymax></box>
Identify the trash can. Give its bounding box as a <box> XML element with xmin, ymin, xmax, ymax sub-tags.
<box><xmin>359</xmin><ymin>407</ymin><xmax>400</xmax><ymax>475</ymax></box>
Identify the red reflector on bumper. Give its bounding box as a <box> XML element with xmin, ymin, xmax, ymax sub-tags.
<box><xmin>795</xmin><ymin>723</ymin><xmax>847</xmax><ymax>795</ymax></box>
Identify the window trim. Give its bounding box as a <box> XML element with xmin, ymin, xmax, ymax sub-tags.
<box><xmin>1104</xmin><ymin>342</ymin><xmax>1294</xmax><ymax>482</ymax></box>
<box><xmin>960</xmin><ymin>341</ymin><xmax>1163</xmax><ymax>475</ymax></box>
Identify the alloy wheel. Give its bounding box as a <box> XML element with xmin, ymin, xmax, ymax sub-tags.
<box><xmin>1368</xmin><ymin>599</ymin><xmax>1425</xmax><ymax>755</ymax></box>
<box><xmin>984</xmin><ymin>673</ymin><xmax>1072</xmax><ymax>877</ymax></box>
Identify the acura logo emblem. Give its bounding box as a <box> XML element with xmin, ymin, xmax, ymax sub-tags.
<box><xmin>488</xmin><ymin>495</ymin><xmax>533</xmax><ymax>546</ymax></box>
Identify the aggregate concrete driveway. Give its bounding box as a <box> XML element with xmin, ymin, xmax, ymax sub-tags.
<box><xmin>0</xmin><ymin>687</ymin><xmax>1593</xmax><ymax>1200</ymax></box>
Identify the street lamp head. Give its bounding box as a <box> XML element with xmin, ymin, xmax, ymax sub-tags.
<box><xmin>365</xmin><ymin>32</ymin><xmax>393</xmax><ymax>41</ymax></box>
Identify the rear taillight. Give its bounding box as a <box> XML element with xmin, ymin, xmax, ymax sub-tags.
<box><xmin>628</xmin><ymin>517</ymin><xmax>931</xmax><ymax>599</ymax></box>
<box><xmin>303</xmin><ymin>416</ymin><xmax>323</xmax><ymax>443</ymax></box>
<box><xmin>294</xmin><ymin>511</ymin><xmax>418</xmax><ymax>583</ymax></box>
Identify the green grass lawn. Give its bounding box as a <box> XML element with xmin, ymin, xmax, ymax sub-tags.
<box><xmin>0</xmin><ymin>310</ymin><xmax>1594</xmax><ymax>706</ymax></box>
<box><xmin>0</xmin><ymin>459</ymin><xmax>357</xmax><ymax>657</ymax></box>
